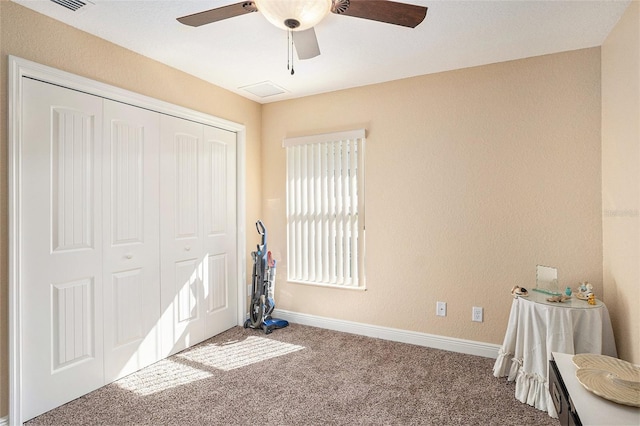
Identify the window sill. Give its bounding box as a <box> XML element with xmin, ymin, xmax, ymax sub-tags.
<box><xmin>288</xmin><ymin>279</ymin><xmax>367</xmax><ymax>291</ymax></box>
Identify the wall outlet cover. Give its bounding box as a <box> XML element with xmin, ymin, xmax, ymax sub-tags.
<box><xmin>472</xmin><ymin>306</ymin><xmax>483</xmax><ymax>322</ymax></box>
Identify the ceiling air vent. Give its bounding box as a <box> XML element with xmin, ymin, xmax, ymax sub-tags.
<box><xmin>50</xmin><ymin>0</ymin><xmax>89</xmax><ymax>12</ymax></box>
<box><xmin>240</xmin><ymin>81</ymin><xmax>287</xmax><ymax>98</ymax></box>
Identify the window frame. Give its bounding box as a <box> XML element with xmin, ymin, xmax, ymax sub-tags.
<box><xmin>283</xmin><ymin>129</ymin><xmax>366</xmax><ymax>290</ymax></box>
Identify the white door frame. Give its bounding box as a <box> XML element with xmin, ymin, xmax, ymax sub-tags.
<box><xmin>8</xmin><ymin>55</ymin><xmax>248</xmax><ymax>425</ymax></box>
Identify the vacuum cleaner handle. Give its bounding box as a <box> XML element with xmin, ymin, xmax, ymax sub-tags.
<box><xmin>256</xmin><ymin>220</ymin><xmax>266</xmax><ymax>245</ymax></box>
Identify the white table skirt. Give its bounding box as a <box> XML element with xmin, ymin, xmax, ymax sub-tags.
<box><xmin>492</xmin><ymin>292</ymin><xmax>617</xmax><ymax>418</ymax></box>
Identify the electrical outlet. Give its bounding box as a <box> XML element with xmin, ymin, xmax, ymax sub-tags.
<box><xmin>472</xmin><ymin>306</ymin><xmax>483</xmax><ymax>322</ymax></box>
<box><xmin>436</xmin><ymin>301</ymin><xmax>447</xmax><ymax>317</ymax></box>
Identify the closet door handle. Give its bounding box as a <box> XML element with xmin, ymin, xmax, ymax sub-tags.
<box><xmin>125</xmin><ymin>253</ymin><xmax>133</xmax><ymax>259</ymax></box>
<box><xmin>185</xmin><ymin>246</ymin><xmax>191</xmax><ymax>251</ymax></box>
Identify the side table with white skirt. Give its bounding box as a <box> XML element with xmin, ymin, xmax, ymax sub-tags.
<box><xmin>492</xmin><ymin>291</ymin><xmax>617</xmax><ymax>418</ymax></box>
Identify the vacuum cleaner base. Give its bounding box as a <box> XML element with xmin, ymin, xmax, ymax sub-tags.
<box><xmin>243</xmin><ymin>317</ymin><xmax>289</xmax><ymax>334</ymax></box>
<box><xmin>262</xmin><ymin>318</ymin><xmax>289</xmax><ymax>334</ymax></box>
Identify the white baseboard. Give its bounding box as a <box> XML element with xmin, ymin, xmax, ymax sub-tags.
<box><xmin>273</xmin><ymin>309</ymin><xmax>501</xmax><ymax>359</ymax></box>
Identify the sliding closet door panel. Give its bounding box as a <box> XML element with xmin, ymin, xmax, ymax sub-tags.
<box><xmin>21</xmin><ymin>78</ymin><xmax>105</xmax><ymax>421</ymax></box>
<box><xmin>202</xmin><ymin>125</ymin><xmax>237</xmax><ymax>336</ymax></box>
<box><xmin>160</xmin><ymin>115</ymin><xmax>205</xmax><ymax>356</ymax></box>
<box><xmin>102</xmin><ymin>99</ymin><xmax>161</xmax><ymax>382</ymax></box>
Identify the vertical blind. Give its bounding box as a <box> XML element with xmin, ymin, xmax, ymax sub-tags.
<box><xmin>284</xmin><ymin>129</ymin><xmax>365</xmax><ymax>288</ymax></box>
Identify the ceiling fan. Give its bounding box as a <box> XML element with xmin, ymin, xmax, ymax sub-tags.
<box><xmin>177</xmin><ymin>0</ymin><xmax>428</xmax><ymax>62</ymax></box>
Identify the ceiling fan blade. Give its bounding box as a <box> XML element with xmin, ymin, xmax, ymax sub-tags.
<box><xmin>292</xmin><ymin>28</ymin><xmax>321</xmax><ymax>60</ymax></box>
<box><xmin>177</xmin><ymin>2</ymin><xmax>257</xmax><ymax>27</ymax></box>
<box><xmin>333</xmin><ymin>0</ymin><xmax>427</xmax><ymax>28</ymax></box>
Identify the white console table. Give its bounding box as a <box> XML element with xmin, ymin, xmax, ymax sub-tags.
<box><xmin>551</xmin><ymin>352</ymin><xmax>639</xmax><ymax>425</ymax></box>
<box><xmin>492</xmin><ymin>291</ymin><xmax>617</xmax><ymax>418</ymax></box>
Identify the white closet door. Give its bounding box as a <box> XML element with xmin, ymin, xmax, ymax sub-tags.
<box><xmin>21</xmin><ymin>78</ymin><xmax>105</xmax><ymax>420</ymax></box>
<box><xmin>160</xmin><ymin>115</ymin><xmax>206</xmax><ymax>355</ymax></box>
<box><xmin>102</xmin><ymin>100</ymin><xmax>161</xmax><ymax>382</ymax></box>
<box><xmin>202</xmin><ymin>125</ymin><xmax>237</xmax><ymax>337</ymax></box>
<box><xmin>159</xmin><ymin>117</ymin><xmax>238</xmax><ymax>356</ymax></box>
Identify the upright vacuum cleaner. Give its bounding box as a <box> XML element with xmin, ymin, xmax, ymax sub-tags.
<box><xmin>244</xmin><ymin>220</ymin><xmax>289</xmax><ymax>334</ymax></box>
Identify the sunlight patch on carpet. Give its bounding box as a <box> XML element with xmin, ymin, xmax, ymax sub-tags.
<box><xmin>116</xmin><ymin>359</ymin><xmax>213</xmax><ymax>396</ymax></box>
<box><xmin>115</xmin><ymin>337</ymin><xmax>304</xmax><ymax>396</ymax></box>
<box><xmin>176</xmin><ymin>336</ymin><xmax>305</xmax><ymax>371</ymax></box>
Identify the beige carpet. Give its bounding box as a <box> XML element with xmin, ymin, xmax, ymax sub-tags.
<box><xmin>27</xmin><ymin>323</ymin><xmax>556</xmax><ymax>425</ymax></box>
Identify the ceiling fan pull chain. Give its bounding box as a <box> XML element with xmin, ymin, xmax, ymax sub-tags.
<box><xmin>290</xmin><ymin>30</ymin><xmax>295</xmax><ymax>75</ymax></box>
<box><xmin>287</xmin><ymin>30</ymin><xmax>291</xmax><ymax>72</ymax></box>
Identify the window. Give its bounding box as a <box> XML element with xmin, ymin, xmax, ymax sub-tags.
<box><xmin>284</xmin><ymin>129</ymin><xmax>365</xmax><ymax>288</ymax></box>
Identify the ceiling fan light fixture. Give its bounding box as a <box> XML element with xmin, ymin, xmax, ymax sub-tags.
<box><xmin>254</xmin><ymin>0</ymin><xmax>332</xmax><ymax>31</ymax></box>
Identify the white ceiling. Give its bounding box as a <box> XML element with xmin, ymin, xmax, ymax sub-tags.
<box><xmin>12</xmin><ymin>0</ymin><xmax>631</xmax><ymax>104</ymax></box>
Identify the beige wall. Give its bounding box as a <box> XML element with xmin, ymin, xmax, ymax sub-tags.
<box><xmin>602</xmin><ymin>1</ymin><xmax>640</xmax><ymax>364</ymax></box>
<box><xmin>262</xmin><ymin>48</ymin><xmax>603</xmax><ymax>345</ymax></box>
<box><xmin>0</xmin><ymin>1</ymin><xmax>263</xmax><ymax>417</ymax></box>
